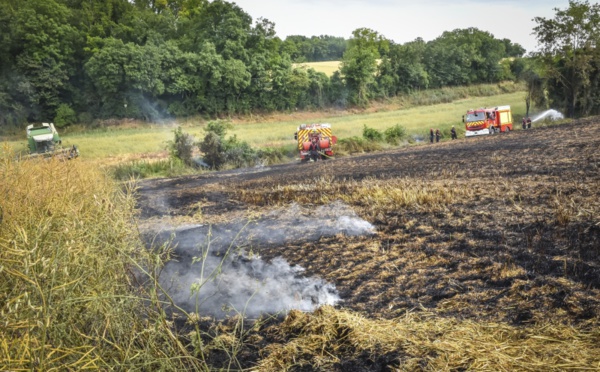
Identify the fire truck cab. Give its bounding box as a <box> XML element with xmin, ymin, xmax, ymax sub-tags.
<box><xmin>463</xmin><ymin>105</ymin><xmax>513</xmax><ymax>137</ymax></box>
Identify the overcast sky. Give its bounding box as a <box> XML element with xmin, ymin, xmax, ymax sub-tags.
<box><xmin>232</xmin><ymin>0</ymin><xmax>570</xmax><ymax>53</ymax></box>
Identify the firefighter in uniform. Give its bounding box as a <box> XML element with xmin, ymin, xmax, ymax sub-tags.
<box><xmin>435</xmin><ymin>129</ymin><xmax>441</xmax><ymax>143</ymax></box>
<box><xmin>309</xmin><ymin>131</ymin><xmax>320</xmax><ymax>161</ymax></box>
<box><xmin>451</xmin><ymin>126</ymin><xmax>457</xmax><ymax>140</ymax></box>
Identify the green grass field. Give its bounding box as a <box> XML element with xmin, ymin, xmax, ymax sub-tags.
<box><xmin>1</xmin><ymin>89</ymin><xmax>529</xmax><ymax>164</ymax></box>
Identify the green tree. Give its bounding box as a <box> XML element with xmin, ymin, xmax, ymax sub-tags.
<box><xmin>0</xmin><ymin>0</ymin><xmax>79</xmax><ymax>122</ymax></box>
<box><xmin>424</xmin><ymin>28</ymin><xmax>506</xmax><ymax>88</ymax></box>
<box><xmin>533</xmin><ymin>0</ymin><xmax>600</xmax><ymax>117</ymax></box>
<box><xmin>341</xmin><ymin>28</ymin><xmax>388</xmax><ymax>106</ymax></box>
<box><xmin>380</xmin><ymin>39</ymin><xmax>429</xmax><ymax>96</ymax></box>
<box><xmin>282</xmin><ymin>35</ymin><xmax>347</xmax><ymax>62</ymax></box>
<box><xmin>54</xmin><ymin>104</ymin><xmax>77</xmax><ymax>128</ymax></box>
<box><xmin>501</xmin><ymin>38</ymin><xmax>526</xmax><ymax>58</ymax></box>
<box><xmin>84</xmin><ymin>38</ymin><xmax>167</xmax><ymax>119</ymax></box>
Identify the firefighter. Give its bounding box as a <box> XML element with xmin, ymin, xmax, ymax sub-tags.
<box><xmin>309</xmin><ymin>135</ymin><xmax>320</xmax><ymax>162</ymax></box>
<box><xmin>522</xmin><ymin>117</ymin><xmax>527</xmax><ymax>129</ymax></box>
<box><xmin>526</xmin><ymin>117</ymin><xmax>532</xmax><ymax>129</ymax></box>
<box><xmin>429</xmin><ymin>128</ymin><xmax>434</xmax><ymax>143</ymax></box>
<box><xmin>435</xmin><ymin>129</ymin><xmax>441</xmax><ymax>143</ymax></box>
<box><xmin>451</xmin><ymin>125</ymin><xmax>457</xmax><ymax>140</ymax></box>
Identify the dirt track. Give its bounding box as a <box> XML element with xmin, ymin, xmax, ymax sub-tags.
<box><xmin>137</xmin><ymin>119</ymin><xmax>600</xmax><ymax>325</ymax></box>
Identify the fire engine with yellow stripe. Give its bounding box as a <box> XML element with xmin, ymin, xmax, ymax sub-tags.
<box><xmin>294</xmin><ymin>123</ymin><xmax>337</xmax><ymax>161</ymax></box>
<box><xmin>463</xmin><ymin>106</ymin><xmax>513</xmax><ymax>137</ymax></box>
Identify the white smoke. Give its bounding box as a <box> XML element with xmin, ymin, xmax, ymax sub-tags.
<box><xmin>163</xmin><ymin>252</ymin><xmax>339</xmax><ymax>318</ymax></box>
<box><xmin>149</xmin><ymin>201</ymin><xmax>375</xmax><ymax>318</ymax></box>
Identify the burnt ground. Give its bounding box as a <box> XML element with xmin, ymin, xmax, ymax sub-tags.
<box><xmin>136</xmin><ymin>119</ymin><xmax>600</xmax><ymax>328</ymax></box>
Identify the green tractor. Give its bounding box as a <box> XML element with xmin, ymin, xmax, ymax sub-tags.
<box><xmin>26</xmin><ymin>123</ymin><xmax>79</xmax><ymax>159</ymax></box>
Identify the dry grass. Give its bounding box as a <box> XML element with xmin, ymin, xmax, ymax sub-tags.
<box><xmin>255</xmin><ymin>306</ymin><xmax>600</xmax><ymax>371</ymax></box>
<box><xmin>293</xmin><ymin>61</ymin><xmax>342</xmax><ymax>76</ymax></box>
<box><xmin>237</xmin><ymin>177</ymin><xmax>468</xmax><ymax>214</ymax></box>
<box><xmin>0</xmin><ymin>146</ymin><xmax>204</xmax><ymax>370</ymax></box>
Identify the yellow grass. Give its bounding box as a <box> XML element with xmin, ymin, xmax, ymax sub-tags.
<box><xmin>0</xmin><ymin>149</ymin><xmax>204</xmax><ymax>370</ymax></box>
<box><xmin>293</xmin><ymin>61</ymin><xmax>342</xmax><ymax>76</ymax></box>
<box><xmin>255</xmin><ymin>306</ymin><xmax>600</xmax><ymax>371</ymax></box>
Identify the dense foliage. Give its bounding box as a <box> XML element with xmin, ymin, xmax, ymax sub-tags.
<box><xmin>531</xmin><ymin>0</ymin><xmax>600</xmax><ymax>118</ymax></box>
<box><xmin>282</xmin><ymin>35</ymin><xmax>347</xmax><ymax>62</ymax></box>
<box><xmin>0</xmin><ymin>0</ymin><xmax>526</xmax><ymax>126</ymax></box>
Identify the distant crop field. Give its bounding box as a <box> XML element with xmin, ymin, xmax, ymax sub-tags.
<box><xmin>293</xmin><ymin>61</ymin><xmax>341</xmax><ymax>76</ymax></box>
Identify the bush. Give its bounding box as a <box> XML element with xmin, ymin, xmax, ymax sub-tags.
<box><xmin>362</xmin><ymin>124</ymin><xmax>383</xmax><ymax>141</ymax></box>
<box><xmin>111</xmin><ymin>158</ymin><xmax>193</xmax><ymax>180</ymax></box>
<box><xmin>384</xmin><ymin>124</ymin><xmax>407</xmax><ymax>145</ymax></box>
<box><xmin>54</xmin><ymin>104</ymin><xmax>77</xmax><ymax>128</ymax></box>
<box><xmin>167</xmin><ymin>127</ymin><xmax>195</xmax><ymax>166</ymax></box>
<box><xmin>77</xmin><ymin>111</ymin><xmax>94</xmax><ymax>126</ymax></box>
<box><xmin>199</xmin><ymin>131</ymin><xmax>225</xmax><ymax>169</ymax></box>
<box><xmin>223</xmin><ymin>135</ymin><xmax>257</xmax><ymax>168</ymax></box>
<box><xmin>338</xmin><ymin>136</ymin><xmax>382</xmax><ymax>154</ymax></box>
<box><xmin>205</xmin><ymin>120</ymin><xmax>233</xmax><ymax>138</ymax></box>
<box><xmin>257</xmin><ymin>147</ymin><xmax>287</xmax><ymax>165</ymax></box>
<box><xmin>199</xmin><ymin>120</ymin><xmax>260</xmax><ymax>169</ymax></box>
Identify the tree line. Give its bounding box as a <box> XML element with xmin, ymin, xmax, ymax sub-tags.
<box><xmin>0</xmin><ymin>0</ymin><xmax>597</xmax><ymax>127</ymax></box>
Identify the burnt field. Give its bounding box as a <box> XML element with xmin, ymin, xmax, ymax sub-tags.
<box><xmin>136</xmin><ymin>119</ymin><xmax>600</xmax><ymax>370</ymax></box>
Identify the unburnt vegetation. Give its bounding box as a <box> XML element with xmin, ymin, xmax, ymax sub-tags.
<box><xmin>0</xmin><ymin>153</ymin><xmax>206</xmax><ymax>370</ymax></box>
<box><xmin>133</xmin><ymin>118</ymin><xmax>600</xmax><ymax>370</ymax></box>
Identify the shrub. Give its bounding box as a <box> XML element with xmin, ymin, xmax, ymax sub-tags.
<box><xmin>54</xmin><ymin>104</ymin><xmax>77</xmax><ymax>128</ymax></box>
<box><xmin>199</xmin><ymin>120</ymin><xmax>260</xmax><ymax>169</ymax></box>
<box><xmin>362</xmin><ymin>124</ymin><xmax>383</xmax><ymax>141</ymax></box>
<box><xmin>199</xmin><ymin>131</ymin><xmax>225</xmax><ymax>169</ymax></box>
<box><xmin>168</xmin><ymin>127</ymin><xmax>195</xmax><ymax>166</ymax></box>
<box><xmin>111</xmin><ymin>158</ymin><xmax>193</xmax><ymax>180</ymax></box>
<box><xmin>223</xmin><ymin>135</ymin><xmax>257</xmax><ymax>168</ymax></box>
<box><xmin>77</xmin><ymin>111</ymin><xmax>94</xmax><ymax>126</ymax></box>
<box><xmin>338</xmin><ymin>136</ymin><xmax>382</xmax><ymax>154</ymax></box>
<box><xmin>257</xmin><ymin>147</ymin><xmax>287</xmax><ymax>165</ymax></box>
<box><xmin>205</xmin><ymin>120</ymin><xmax>233</xmax><ymax>138</ymax></box>
<box><xmin>384</xmin><ymin>124</ymin><xmax>407</xmax><ymax>145</ymax></box>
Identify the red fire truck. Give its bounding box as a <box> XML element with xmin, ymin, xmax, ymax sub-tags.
<box><xmin>463</xmin><ymin>105</ymin><xmax>513</xmax><ymax>137</ymax></box>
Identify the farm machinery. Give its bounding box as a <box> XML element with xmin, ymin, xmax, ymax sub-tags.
<box><xmin>463</xmin><ymin>105</ymin><xmax>513</xmax><ymax>137</ymax></box>
<box><xmin>294</xmin><ymin>123</ymin><xmax>337</xmax><ymax>161</ymax></box>
<box><xmin>26</xmin><ymin>123</ymin><xmax>79</xmax><ymax>160</ymax></box>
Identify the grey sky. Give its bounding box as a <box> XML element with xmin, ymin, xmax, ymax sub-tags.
<box><xmin>232</xmin><ymin>0</ymin><xmax>570</xmax><ymax>52</ymax></box>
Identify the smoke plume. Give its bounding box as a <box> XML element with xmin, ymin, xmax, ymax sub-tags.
<box><xmin>147</xmin><ymin>201</ymin><xmax>375</xmax><ymax>318</ymax></box>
